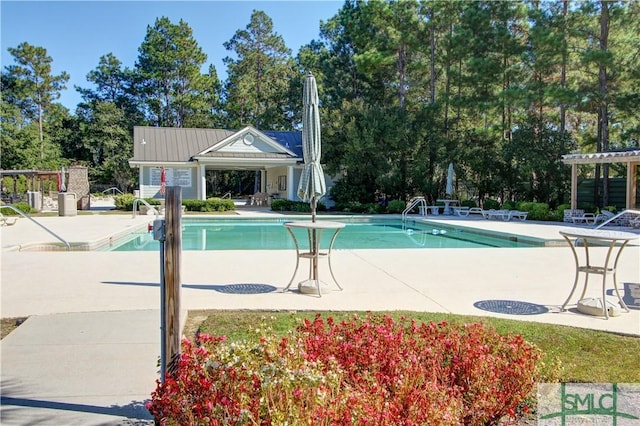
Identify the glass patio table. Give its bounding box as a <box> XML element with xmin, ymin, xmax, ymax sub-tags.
<box><xmin>559</xmin><ymin>228</ymin><xmax>638</xmax><ymax>319</ymax></box>
<box><xmin>282</xmin><ymin>221</ymin><xmax>345</xmax><ymax>297</ymax></box>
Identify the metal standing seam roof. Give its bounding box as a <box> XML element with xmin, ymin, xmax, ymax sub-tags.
<box><xmin>561</xmin><ymin>149</ymin><xmax>640</xmax><ymax>164</ymax></box>
<box><xmin>131</xmin><ymin>126</ymin><xmax>302</xmax><ymax>163</ymax></box>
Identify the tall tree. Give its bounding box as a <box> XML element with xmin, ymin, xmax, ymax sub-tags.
<box><xmin>609</xmin><ymin>0</ymin><xmax>640</xmax><ymax>147</ymax></box>
<box><xmin>76</xmin><ymin>53</ymin><xmax>143</xmax><ymax>128</ymax></box>
<box><xmin>223</xmin><ymin>10</ymin><xmax>299</xmax><ymax>130</ymax></box>
<box><xmin>0</xmin><ymin>92</ymin><xmax>40</xmax><ymax>169</ymax></box>
<box><xmin>3</xmin><ymin>42</ymin><xmax>69</xmax><ymax>167</ymax></box>
<box><xmin>597</xmin><ymin>0</ymin><xmax>611</xmax><ymax>206</ymax></box>
<box><xmin>79</xmin><ymin>101</ymin><xmax>134</xmax><ymax>189</ymax></box>
<box><xmin>78</xmin><ymin>53</ymin><xmax>132</xmax><ymax>105</ymax></box>
<box><xmin>135</xmin><ymin>17</ymin><xmax>213</xmax><ymax>127</ymax></box>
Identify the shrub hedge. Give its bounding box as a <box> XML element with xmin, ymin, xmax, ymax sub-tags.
<box><xmin>112</xmin><ymin>193</ymin><xmax>574</xmax><ymax>222</ymax></box>
<box><xmin>517</xmin><ymin>202</ymin><xmax>551</xmax><ymax>221</ymax></box>
<box><xmin>114</xmin><ymin>194</ymin><xmax>235</xmax><ymax>212</ymax></box>
<box><xmin>148</xmin><ymin>314</ymin><xmax>541</xmax><ymax>425</ymax></box>
<box><xmin>270</xmin><ymin>199</ymin><xmax>325</xmax><ymax>213</ymax></box>
<box><xmin>386</xmin><ymin>199</ymin><xmax>406</xmax><ymax>214</ymax></box>
<box><xmin>1</xmin><ymin>202</ymin><xmax>34</xmax><ymax>215</ymax></box>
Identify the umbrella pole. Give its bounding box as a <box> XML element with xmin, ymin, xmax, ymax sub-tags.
<box><xmin>312</xmin><ymin>230</ymin><xmax>318</xmax><ymax>282</ymax></box>
<box><xmin>311</xmin><ymin>197</ymin><xmax>318</xmax><ymax>281</ymax></box>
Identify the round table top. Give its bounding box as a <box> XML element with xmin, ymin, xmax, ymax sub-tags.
<box><xmin>559</xmin><ymin>228</ymin><xmax>639</xmax><ymax>241</ymax></box>
<box><xmin>284</xmin><ymin>220</ymin><xmax>346</xmax><ymax>230</ymax></box>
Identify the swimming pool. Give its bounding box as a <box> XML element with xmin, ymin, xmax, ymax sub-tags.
<box><xmin>105</xmin><ymin>217</ymin><xmax>545</xmax><ymax>251</ymax></box>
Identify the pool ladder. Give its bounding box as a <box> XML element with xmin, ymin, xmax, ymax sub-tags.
<box><xmin>402</xmin><ymin>197</ymin><xmax>427</xmax><ymax>221</ymax></box>
<box><xmin>132</xmin><ymin>198</ymin><xmax>160</xmax><ymax>218</ymax></box>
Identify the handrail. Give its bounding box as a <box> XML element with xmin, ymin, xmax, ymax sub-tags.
<box><xmin>595</xmin><ymin>208</ymin><xmax>640</xmax><ymax>229</ymax></box>
<box><xmin>101</xmin><ymin>187</ymin><xmax>124</xmax><ymax>196</ymax></box>
<box><xmin>402</xmin><ymin>197</ymin><xmax>427</xmax><ymax>221</ymax></box>
<box><xmin>132</xmin><ymin>198</ymin><xmax>159</xmax><ymax>218</ymax></box>
<box><xmin>221</xmin><ymin>191</ymin><xmax>232</xmax><ymax>199</ymax></box>
<box><xmin>0</xmin><ymin>204</ymin><xmax>71</xmax><ymax>250</ymax></box>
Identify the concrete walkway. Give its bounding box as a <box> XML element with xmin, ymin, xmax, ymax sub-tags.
<box><xmin>1</xmin><ymin>208</ymin><xmax>639</xmax><ymax>424</ymax></box>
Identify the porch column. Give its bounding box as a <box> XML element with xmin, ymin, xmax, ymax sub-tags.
<box><xmin>138</xmin><ymin>168</ymin><xmax>145</xmax><ymax>198</ymax></box>
<box><xmin>287</xmin><ymin>166</ymin><xmax>296</xmax><ymax>201</ymax></box>
<box><xmin>570</xmin><ymin>163</ymin><xmax>578</xmax><ymax>209</ymax></box>
<box><xmin>627</xmin><ymin>161</ymin><xmax>637</xmax><ymax>209</ymax></box>
<box><xmin>199</xmin><ymin>165</ymin><xmax>206</xmax><ymax>200</ymax></box>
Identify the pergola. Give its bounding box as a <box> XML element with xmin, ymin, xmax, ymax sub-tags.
<box><xmin>561</xmin><ymin>149</ymin><xmax>640</xmax><ymax>210</ymax></box>
<box><xmin>0</xmin><ymin>169</ymin><xmax>60</xmax><ymax>202</ymax></box>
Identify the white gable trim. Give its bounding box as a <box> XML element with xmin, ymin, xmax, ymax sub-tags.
<box><xmin>196</xmin><ymin>126</ymin><xmax>298</xmax><ymax>157</ymax></box>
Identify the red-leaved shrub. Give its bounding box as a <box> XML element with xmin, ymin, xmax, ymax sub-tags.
<box><xmin>147</xmin><ymin>314</ymin><xmax>541</xmax><ymax>425</ymax></box>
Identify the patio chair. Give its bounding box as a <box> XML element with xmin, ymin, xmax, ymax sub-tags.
<box><xmin>250</xmin><ymin>192</ymin><xmax>270</xmax><ymax>206</ymax></box>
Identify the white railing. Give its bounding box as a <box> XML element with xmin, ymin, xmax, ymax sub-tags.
<box><xmin>402</xmin><ymin>197</ymin><xmax>427</xmax><ymax>221</ymax></box>
<box><xmin>221</xmin><ymin>191</ymin><xmax>232</xmax><ymax>199</ymax></box>
<box><xmin>595</xmin><ymin>209</ymin><xmax>640</xmax><ymax>229</ymax></box>
<box><xmin>0</xmin><ymin>204</ymin><xmax>71</xmax><ymax>250</ymax></box>
<box><xmin>132</xmin><ymin>198</ymin><xmax>159</xmax><ymax>218</ymax></box>
<box><xmin>101</xmin><ymin>187</ymin><xmax>124</xmax><ymax>196</ymax></box>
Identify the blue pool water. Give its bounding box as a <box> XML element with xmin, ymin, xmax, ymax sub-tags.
<box><xmin>105</xmin><ymin>218</ymin><xmax>545</xmax><ymax>251</ymax></box>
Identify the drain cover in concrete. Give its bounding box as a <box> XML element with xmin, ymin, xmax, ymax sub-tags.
<box><xmin>212</xmin><ymin>283</ymin><xmax>277</xmax><ymax>294</ymax></box>
<box><xmin>473</xmin><ymin>300</ymin><xmax>549</xmax><ymax>315</ymax></box>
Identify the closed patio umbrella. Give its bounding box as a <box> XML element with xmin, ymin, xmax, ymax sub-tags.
<box><xmin>446</xmin><ymin>162</ymin><xmax>454</xmax><ymax>197</ymax></box>
<box><xmin>160</xmin><ymin>167</ymin><xmax>166</xmax><ymax>196</ymax></box>
<box><xmin>297</xmin><ymin>72</ymin><xmax>326</xmax><ymax>222</ymax></box>
<box><xmin>60</xmin><ymin>167</ymin><xmax>66</xmax><ymax>192</ymax></box>
<box><xmin>297</xmin><ymin>72</ymin><xmax>326</xmax><ymax>292</ymax></box>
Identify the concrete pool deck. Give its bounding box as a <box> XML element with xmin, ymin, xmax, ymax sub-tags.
<box><xmin>1</xmin><ymin>208</ymin><xmax>639</xmax><ymax>424</ymax></box>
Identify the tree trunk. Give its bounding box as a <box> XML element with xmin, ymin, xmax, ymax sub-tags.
<box><xmin>429</xmin><ymin>7</ymin><xmax>436</xmax><ymax>104</ymax></box>
<box><xmin>558</xmin><ymin>0</ymin><xmax>569</xmax><ymax>204</ymax></box>
<box><xmin>599</xmin><ymin>0</ymin><xmax>610</xmax><ymax>207</ymax></box>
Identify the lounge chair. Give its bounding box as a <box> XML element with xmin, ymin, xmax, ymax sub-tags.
<box><xmin>564</xmin><ymin>209</ymin><xmax>601</xmax><ymax>225</ymax></box>
<box><xmin>563</xmin><ymin>209</ymin><xmax>584</xmax><ymax>223</ymax></box>
<box><xmin>425</xmin><ymin>205</ymin><xmax>440</xmax><ymax>215</ymax></box>
<box><xmin>452</xmin><ymin>207</ymin><xmax>470</xmax><ymax>217</ymax></box>
<box><xmin>593</xmin><ymin>211</ymin><xmax>610</xmax><ymax>225</ymax></box>
<box><xmin>571</xmin><ymin>213</ymin><xmax>597</xmax><ymax>224</ymax></box>
<box><xmin>483</xmin><ymin>209</ymin><xmax>511</xmax><ymax>221</ymax></box>
<box><xmin>508</xmin><ymin>210</ymin><xmax>528</xmax><ymax>221</ymax></box>
<box><xmin>597</xmin><ymin>210</ymin><xmax>624</xmax><ymax>226</ymax></box>
<box><xmin>0</xmin><ymin>212</ymin><xmax>18</xmax><ymax>226</ymax></box>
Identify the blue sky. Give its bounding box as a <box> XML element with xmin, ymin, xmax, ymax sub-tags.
<box><xmin>1</xmin><ymin>0</ymin><xmax>342</xmax><ymax>111</ymax></box>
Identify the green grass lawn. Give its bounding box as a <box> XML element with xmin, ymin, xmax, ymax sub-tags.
<box><xmin>186</xmin><ymin>310</ymin><xmax>640</xmax><ymax>383</ymax></box>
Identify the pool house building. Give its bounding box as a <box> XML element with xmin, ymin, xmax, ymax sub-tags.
<box><xmin>129</xmin><ymin>126</ymin><xmax>335</xmax><ymax>205</ymax></box>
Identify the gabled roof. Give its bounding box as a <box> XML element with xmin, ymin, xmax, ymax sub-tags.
<box><xmin>130</xmin><ymin>126</ymin><xmax>303</xmax><ymax>165</ymax></box>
